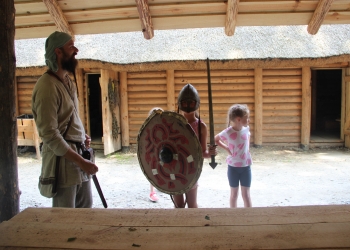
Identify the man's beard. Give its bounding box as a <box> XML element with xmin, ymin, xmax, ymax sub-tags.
<box><xmin>61</xmin><ymin>52</ymin><xmax>78</xmax><ymax>74</ymax></box>
<box><xmin>60</xmin><ymin>50</ymin><xmax>79</xmax><ymax>94</ymax></box>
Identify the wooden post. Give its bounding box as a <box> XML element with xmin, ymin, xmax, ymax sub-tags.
<box><xmin>166</xmin><ymin>70</ymin><xmax>175</xmax><ymax>111</ymax></box>
<box><xmin>120</xmin><ymin>72</ymin><xmax>130</xmax><ymax>151</ymax></box>
<box><xmin>76</xmin><ymin>68</ymin><xmax>85</xmax><ymax>130</ymax></box>
<box><xmin>301</xmin><ymin>67</ymin><xmax>311</xmax><ymax>150</ymax></box>
<box><xmin>0</xmin><ymin>0</ymin><xmax>20</xmax><ymax>222</ymax></box>
<box><xmin>84</xmin><ymin>73</ymin><xmax>90</xmax><ymax>135</ymax></box>
<box><xmin>345</xmin><ymin>66</ymin><xmax>350</xmax><ymax>148</ymax></box>
<box><xmin>254</xmin><ymin>68</ymin><xmax>263</xmax><ymax>147</ymax></box>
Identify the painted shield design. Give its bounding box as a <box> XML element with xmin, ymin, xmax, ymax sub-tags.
<box><xmin>137</xmin><ymin>109</ymin><xmax>203</xmax><ymax>195</ymax></box>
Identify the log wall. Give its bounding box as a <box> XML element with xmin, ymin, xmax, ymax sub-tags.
<box><xmin>15</xmin><ymin>65</ymin><xmax>344</xmax><ymax>148</ymax></box>
<box><xmin>16</xmin><ymin>76</ymin><xmax>39</xmax><ymax>116</ymax></box>
<box><xmin>262</xmin><ymin>69</ymin><xmax>302</xmax><ymax>144</ymax></box>
<box><xmin>127</xmin><ymin>71</ymin><xmax>168</xmax><ymax>143</ymax></box>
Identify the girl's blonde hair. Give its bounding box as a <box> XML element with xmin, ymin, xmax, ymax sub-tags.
<box><xmin>227</xmin><ymin>104</ymin><xmax>250</xmax><ymax>127</ymax></box>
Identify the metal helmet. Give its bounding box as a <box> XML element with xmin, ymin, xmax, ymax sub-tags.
<box><xmin>177</xmin><ymin>83</ymin><xmax>200</xmax><ymax>113</ymax></box>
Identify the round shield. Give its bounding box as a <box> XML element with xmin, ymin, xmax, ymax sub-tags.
<box><xmin>137</xmin><ymin>109</ymin><xmax>203</xmax><ymax>195</ymax></box>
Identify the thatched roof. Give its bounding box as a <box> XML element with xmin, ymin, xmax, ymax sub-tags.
<box><xmin>15</xmin><ymin>25</ymin><xmax>350</xmax><ymax>68</ymax></box>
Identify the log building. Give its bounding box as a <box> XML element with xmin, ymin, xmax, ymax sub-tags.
<box><xmin>15</xmin><ymin>26</ymin><xmax>350</xmax><ymax>154</ymax></box>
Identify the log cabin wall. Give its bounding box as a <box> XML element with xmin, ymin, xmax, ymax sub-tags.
<box><xmin>15</xmin><ymin>62</ymin><xmax>347</xmax><ymax>149</ymax></box>
<box><xmin>16</xmin><ymin>76</ymin><xmax>40</xmax><ymax>116</ymax></box>
<box><xmin>262</xmin><ymin>68</ymin><xmax>302</xmax><ymax>145</ymax></box>
<box><xmin>127</xmin><ymin>71</ymin><xmax>168</xmax><ymax>144</ymax></box>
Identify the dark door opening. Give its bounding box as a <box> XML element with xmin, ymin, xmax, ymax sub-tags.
<box><xmin>311</xmin><ymin>69</ymin><xmax>342</xmax><ymax>140</ymax></box>
<box><xmin>88</xmin><ymin>74</ymin><xmax>103</xmax><ymax>142</ymax></box>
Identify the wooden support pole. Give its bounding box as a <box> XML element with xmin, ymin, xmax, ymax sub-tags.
<box><xmin>75</xmin><ymin>68</ymin><xmax>85</xmax><ymax>130</ymax></box>
<box><xmin>166</xmin><ymin>70</ymin><xmax>175</xmax><ymax>111</ymax></box>
<box><xmin>84</xmin><ymin>73</ymin><xmax>90</xmax><ymax>135</ymax></box>
<box><xmin>225</xmin><ymin>0</ymin><xmax>240</xmax><ymax>36</ymax></box>
<box><xmin>344</xmin><ymin>66</ymin><xmax>350</xmax><ymax>148</ymax></box>
<box><xmin>301</xmin><ymin>67</ymin><xmax>311</xmax><ymax>150</ymax></box>
<box><xmin>0</xmin><ymin>0</ymin><xmax>20</xmax><ymax>222</ymax></box>
<box><xmin>254</xmin><ymin>68</ymin><xmax>263</xmax><ymax>147</ymax></box>
<box><xmin>120</xmin><ymin>72</ymin><xmax>130</xmax><ymax>150</ymax></box>
<box><xmin>307</xmin><ymin>0</ymin><xmax>335</xmax><ymax>35</ymax></box>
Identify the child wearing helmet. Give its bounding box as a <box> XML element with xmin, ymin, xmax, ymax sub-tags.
<box><xmin>171</xmin><ymin>83</ymin><xmax>217</xmax><ymax>208</ymax></box>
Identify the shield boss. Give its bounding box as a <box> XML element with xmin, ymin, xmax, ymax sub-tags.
<box><xmin>137</xmin><ymin>110</ymin><xmax>203</xmax><ymax>195</ymax></box>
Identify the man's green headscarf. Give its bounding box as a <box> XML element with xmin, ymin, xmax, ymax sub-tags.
<box><xmin>44</xmin><ymin>31</ymin><xmax>72</xmax><ymax>72</ymax></box>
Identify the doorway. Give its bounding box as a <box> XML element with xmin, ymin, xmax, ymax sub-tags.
<box><xmin>311</xmin><ymin>69</ymin><xmax>342</xmax><ymax>142</ymax></box>
<box><xmin>88</xmin><ymin>74</ymin><xmax>103</xmax><ymax>143</ymax></box>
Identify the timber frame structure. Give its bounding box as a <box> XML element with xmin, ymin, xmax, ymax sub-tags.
<box><xmin>15</xmin><ymin>54</ymin><xmax>350</xmax><ymax>153</ymax></box>
<box><xmin>15</xmin><ymin>0</ymin><xmax>350</xmax><ymax>40</ymax></box>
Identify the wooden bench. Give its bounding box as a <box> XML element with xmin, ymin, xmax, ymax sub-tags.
<box><xmin>17</xmin><ymin>115</ymin><xmax>41</xmax><ymax>159</ymax></box>
<box><xmin>0</xmin><ymin>205</ymin><xmax>349</xmax><ymax>249</ymax></box>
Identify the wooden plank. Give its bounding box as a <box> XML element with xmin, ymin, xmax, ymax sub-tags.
<box><xmin>166</xmin><ymin>70</ymin><xmax>175</xmax><ymax>111</ymax></box>
<box><xmin>120</xmin><ymin>72</ymin><xmax>129</xmax><ymax>148</ymax></box>
<box><xmin>308</xmin><ymin>0</ymin><xmax>335</xmax><ymax>35</ymax></box>
<box><xmin>254</xmin><ymin>68</ymin><xmax>262</xmax><ymax>146</ymax></box>
<box><xmin>301</xmin><ymin>67</ymin><xmax>311</xmax><ymax>147</ymax></box>
<box><xmin>225</xmin><ymin>0</ymin><xmax>239</xmax><ymax>36</ymax></box>
<box><xmin>1</xmin><ymin>206</ymin><xmax>350</xmax><ymax>250</ymax></box>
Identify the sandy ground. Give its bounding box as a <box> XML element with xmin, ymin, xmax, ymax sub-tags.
<box><xmin>17</xmin><ymin>146</ymin><xmax>350</xmax><ymax>211</ymax></box>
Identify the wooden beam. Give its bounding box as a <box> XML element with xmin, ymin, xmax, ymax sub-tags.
<box><xmin>119</xmin><ymin>72</ymin><xmax>130</xmax><ymax>149</ymax></box>
<box><xmin>42</xmin><ymin>0</ymin><xmax>75</xmax><ymax>40</ymax></box>
<box><xmin>166</xmin><ymin>70</ymin><xmax>175</xmax><ymax>111</ymax></box>
<box><xmin>307</xmin><ymin>0</ymin><xmax>335</xmax><ymax>35</ymax></box>
<box><xmin>301</xmin><ymin>67</ymin><xmax>311</xmax><ymax>149</ymax></box>
<box><xmin>75</xmin><ymin>68</ymin><xmax>85</xmax><ymax>130</ymax></box>
<box><xmin>225</xmin><ymin>0</ymin><xmax>240</xmax><ymax>36</ymax></box>
<box><xmin>135</xmin><ymin>0</ymin><xmax>154</xmax><ymax>40</ymax></box>
<box><xmin>254</xmin><ymin>68</ymin><xmax>262</xmax><ymax>146</ymax></box>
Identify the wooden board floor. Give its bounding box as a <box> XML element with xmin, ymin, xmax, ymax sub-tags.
<box><xmin>0</xmin><ymin>205</ymin><xmax>350</xmax><ymax>249</ymax></box>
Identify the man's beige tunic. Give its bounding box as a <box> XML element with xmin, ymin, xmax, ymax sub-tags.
<box><xmin>32</xmin><ymin>73</ymin><xmax>89</xmax><ymax>188</ymax></box>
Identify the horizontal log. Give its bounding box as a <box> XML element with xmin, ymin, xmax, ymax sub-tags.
<box><xmin>263</xmin><ymin>69</ymin><xmax>301</xmax><ymax>76</ymax></box>
<box><xmin>18</xmin><ymin>102</ymin><xmax>33</xmax><ymax>108</ymax></box>
<box><xmin>17</xmin><ymin>89</ymin><xmax>34</xmax><ymax>95</ymax></box>
<box><xmin>263</xmin><ymin>90</ymin><xmax>302</xmax><ymax>96</ymax></box>
<box><xmin>263</xmin><ymin>76</ymin><xmax>302</xmax><ymax>83</ymax></box>
<box><xmin>16</xmin><ymin>76</ymin><xmax>40</xmax><ymax>83</ymax></box>
<box><xmin>175</xmin><ymin>77</ymin><xmax>254</xmax><ymax>84</ymax></box>
<box><xmin>128</xmin><ymin>85</ymin><xmax>167</xmax><ymax>91</ymax></box>
<box><xmin>175</xmin><ymin>69</ymin><xmax>254</xmax><ymax>77</ymax></box>
<box><xmin>128</xmin><ymin>99</ymin><xmax>168</xmax><ymax>105</ymax></box>
<box><xmin>263</xmin><ymin>123</ymin><xmax>301</xmax><ymax>130</ymax></box>
<box><xmin>127</xmin><ymin>78</ymin><xmax>167</xmax><ymax>85</ymax></box>
<box><xmin>175</xmin><ymin>83</ymin><xmax>255</xmax><ymax>91</ymax></box>
<box><xmin>262</xmin><ymin>136</ymin><xmax>300</xmax><ymax>143</ymax></box>
<box><xmin>263</xmin><ymin>82</ymin><xmax>302</xmax><ymax>90</ymax></box>
<box><xmin>128</xmin><ymin>71</ymin><xmax>167</xmax><ymax>78</ymax></box>
<box><xmin>263</xmin><ymin>110</ymin><xmax>301</xmax><ymax>117</ymax></box>
<box><xmin>18</xmin><ymin>108</ymin><xmax>32</xmax><ymax>115</ymax></box>
<box><xmin>17</xmin><ymin>83</ymin><xmax>36</xmax><ymax>89</ymax></box>
<box><xmin>18</xmin><ymin>96</ymin><xmax>34</xmax><ymax>102</ymax></box>
<box><xmin>263</xmin><ymin>116</ymin><xmax>301</xmax><ymax>123</ymax></box>
<box><xmin>263</xmin><ymin>130</ymin><xmax>300</xmax><ymax>136</ymax></box>
<box><xmin>128</xmin><ymin>92</ymin><xmax>168</xmax><ymax>98</ymax></box>
<box><xmin>263</xmin><ymin>96</ymin><xmax>302</xmax><ymax>103</ymax></box>
<box><xmin>263</xmin><ymin>103</ymin><xmax>302</xmax><ymax>110</ymax></box>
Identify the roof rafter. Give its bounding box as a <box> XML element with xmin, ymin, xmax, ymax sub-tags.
<box><xmin>135</xmin><ymin>0</ymin><xmax>154</xmax><ymax>40</ymax></box>
<box><xmin>225</xmin><ymin>0</ymin><xmax>240</xmax><ymax>36</ymax></box>
<box><xmin>42</xmin><ymin>0</ymin><xmax>75</xmax><ymax>40</ymax></box>
<box><xmin>307</xmin><ymin>0</ymin><xmax>335</xmax><ymax>35</ymax></box>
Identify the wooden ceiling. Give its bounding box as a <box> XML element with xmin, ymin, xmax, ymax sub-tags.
<box><xmin>15</xmin><ymin>0</ymin><xmax>350</xmax><ymax>40</ymax></box>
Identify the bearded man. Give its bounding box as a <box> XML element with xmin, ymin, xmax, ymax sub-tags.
<box><xmin>32</xmin><ymin>31</ymin><xmax>98</xmax><ymax>208</ymax></box>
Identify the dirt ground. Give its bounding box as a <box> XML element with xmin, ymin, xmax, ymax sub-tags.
<box><xmin>17</xmin><ymin>146</ymin><xmax>350</xmax><ymax>211</ymax></box>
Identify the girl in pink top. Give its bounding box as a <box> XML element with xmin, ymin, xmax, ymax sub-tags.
<box><xmin>215</xmin><ymin>104</ymin><xmax>252</xmax><ymax>208</ymax></box>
